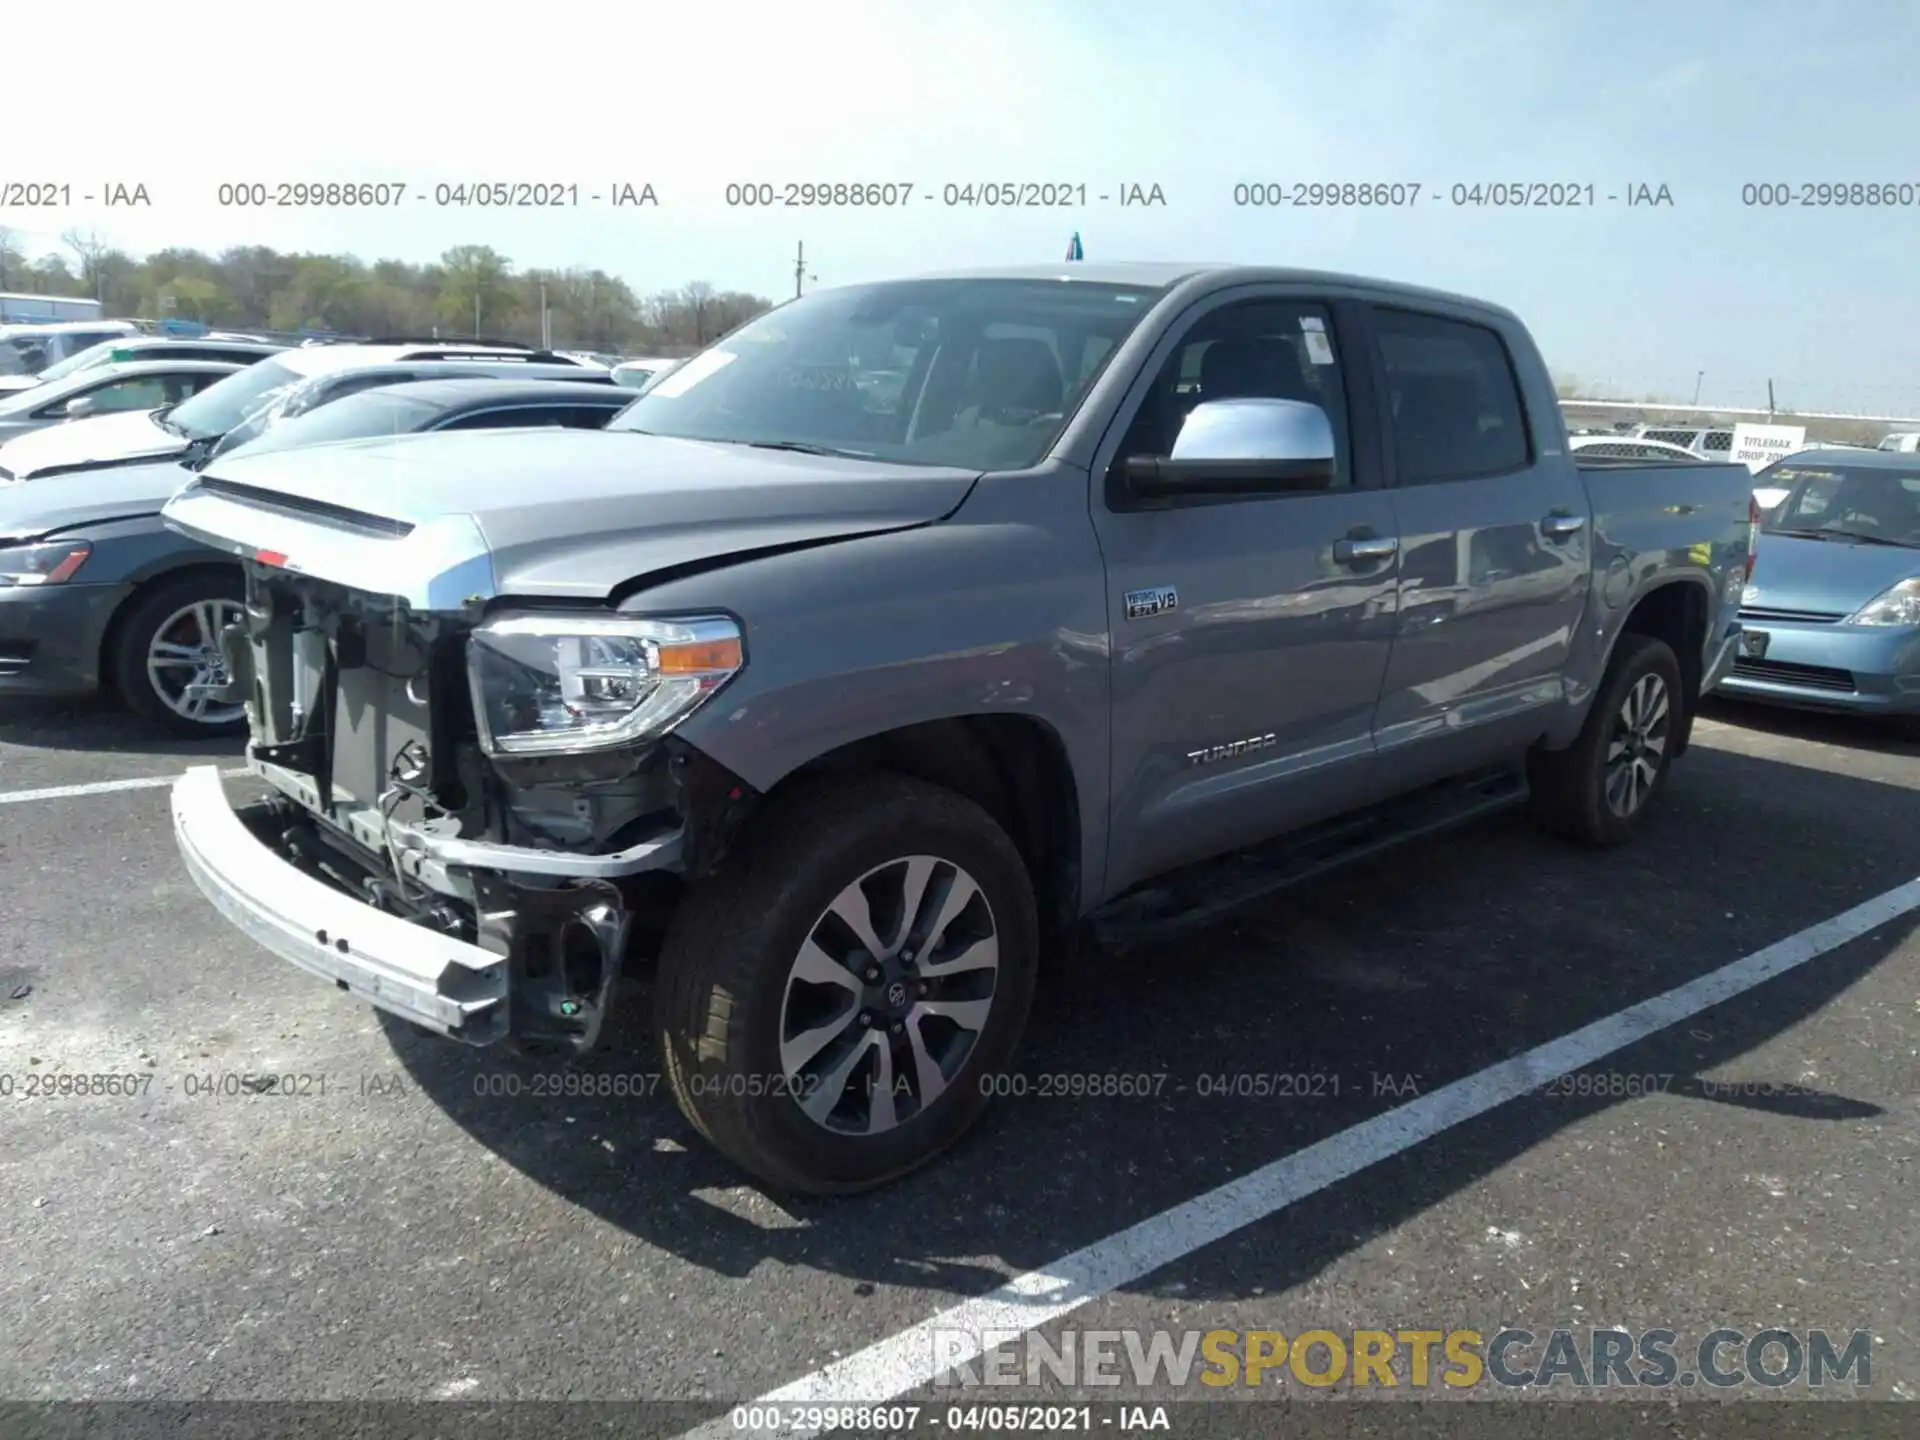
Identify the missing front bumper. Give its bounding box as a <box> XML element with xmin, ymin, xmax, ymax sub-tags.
<box><xmin>171</xmin><ymin>764</ymin><xmax>511</xmax><ymax>1044</ymax></box>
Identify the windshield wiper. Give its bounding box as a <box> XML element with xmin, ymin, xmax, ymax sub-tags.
<box><xmin>744</xmin><ymin>439</ymin><xmax>877</xmax><ymax>459</ymax></box>
<box><xmin>1831</xmin><ymin>531</ymin><xmax>1920</xmax><ymax>548</ymax></box>
<box><xmin>180</xmin><ymin>433</ymin><xmax>225</xmax><ymax>471</ymax></box>
<box><xmin>1769</xmin><ymin>526</ymin><xmax>1917</xmax><ymax>548</ymax></box>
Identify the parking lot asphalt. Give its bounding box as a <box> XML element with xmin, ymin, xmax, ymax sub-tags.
<box><xmin>1</xmin><ymin>691</ymin><xmax>1916</xmax><ymax>1425</ymax></box>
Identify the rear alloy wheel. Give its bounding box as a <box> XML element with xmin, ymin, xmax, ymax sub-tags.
<box><xmin>654</xmin><ymin>773</ymin><xmax>1038</xmax><ymax>1193</ymax></box>
<box><xmin>1604</xmin><ymin>670</ymin><xmax>1672</xmax><ymax>819</ymax></box>
<box><xmin>112</xmin><ymin>573</ymin><xmax>250</xmax><ymax>737</ymax></box>
<box><xmin>1528</xmin><ymin>632</ymin><xmax>1683</xmax><ymax>846</ymax></box>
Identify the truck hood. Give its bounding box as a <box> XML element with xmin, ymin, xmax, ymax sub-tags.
<box><xmin>0</xmin><ymin>459</ymin><xmax>191</xmax><ymax>543</ymax></box>
<box><xmin>1748</xmin><ymin>531</ymin><xmax>1920</xmax><ymax>615</ymax></box>
<box><xmin>0</xmin><ymin>408</ymin><xmax>187</xmax><ymax>480</ymax></box>
<box><xmin>160</xmin><ymin>429</ymin><xmax>981</xmax><ymax>607</ymax></box>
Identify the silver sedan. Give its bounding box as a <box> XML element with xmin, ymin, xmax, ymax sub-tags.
<box><xmin>0</xmin><ymin>359</ymin><xmax>246</xmax><ymax>441</ymax></box>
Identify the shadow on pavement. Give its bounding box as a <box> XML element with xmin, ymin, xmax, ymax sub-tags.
<box><xmin>0</xmin><ymin>694</ymin><xmax>243</xmax><ymax>761</ymax></box>
<box><xmin>384</xmin><ymin>739</ymin><xmax>1920</xmax><ymax>1307</ymax></box>
<box><xmin>1699</xmin><ymin>694</ymin><xmax>1920</xmax><ymax>757</ymax></box>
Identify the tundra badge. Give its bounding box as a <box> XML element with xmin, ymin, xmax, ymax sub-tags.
<box><xmin>1124</xmin><ymin>585</ymin><xmax>1178</xmax><ymax>620</ymax></box>
<box><xmin>1188</xmin><ymin>733</ymin><xmax>1278</xmax><ymax>767</ymax></box>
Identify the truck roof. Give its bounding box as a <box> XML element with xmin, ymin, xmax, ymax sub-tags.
<box><xmin>888</xmin><ymin>262</ymin><xmax>1520</xmax><ymax>320</ymax></box>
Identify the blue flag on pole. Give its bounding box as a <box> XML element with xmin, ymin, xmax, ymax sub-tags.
<box><xmin>1066</xmin><ymin>231</ymin><xmax>1083</xmax><ymax>261</ymax></box>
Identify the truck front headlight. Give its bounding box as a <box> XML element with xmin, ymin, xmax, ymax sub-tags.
<box><xmin>467</xmin><ymin>612</ymin><xmax>744</xmax><ymax>756</ymax></box>
<box><xmin>1847</xmin><ymin>577</ymin><xmax>1920</xmax><ymax>627</ymax></box>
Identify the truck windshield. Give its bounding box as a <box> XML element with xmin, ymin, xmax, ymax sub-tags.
<box><xmin>166</xmin><ymin>357</ymin><xmax>306</xmax><ymax>440</ymax></box>
<box><xmin>1762</xmin><ymin>463</ymin><xmax>1920</xmax><ymax>547</ymax></box>
<box><xmin>605</xmin><ymin>278</ymin><xmax>1161</xmax><ymax>470</ymax></box>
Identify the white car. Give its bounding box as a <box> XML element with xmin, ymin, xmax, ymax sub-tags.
<box><xmin>611</xmin><ymin>357</ymin><xmax>680</xmax><ymax>391</ymax></box>
<box><xmin>1633</xmin><ymin>424</ymin><xmax>1734</xmax><ymax>458</ymax></box>
<box><xmin>1567</xmin><ymin>434</ymin><xmax>1708</xmax><ymax>463</ymax></box>
<box><xmin>0</xmin><ymin>320</ymin><xmax>142</xmax><ymax>390</ymax></box>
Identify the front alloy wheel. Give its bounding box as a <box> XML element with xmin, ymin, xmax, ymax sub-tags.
<box><xmin>778</xmin><ymin>855</ymin><xmax>1001</xmax><ymax>1136</ymax></box>
<box><xmin>145</xmin><ymin>598</ymin><xmax>248</xmax><ymax>729</ymax></box>
<box><xmin>112</xmin><ymin>572</ymin><xmax>251</xmax><ymax>737</ymax></box>
<box><xmin>655</xmin><ymin>773</ymin><xmax>1039</xmax><ymax>1193</ymax></box>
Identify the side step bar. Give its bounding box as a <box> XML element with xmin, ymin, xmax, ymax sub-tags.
<box><xmin>1087</xmin><ymin>764</ymin><xmax>1529</xmax><ymax>953</ymax></box>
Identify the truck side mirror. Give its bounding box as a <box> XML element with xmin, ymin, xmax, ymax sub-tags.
<box><xmin>1121</xmin><ymin>398</ymin><xmax>1336</xmax><ymax>501</ymax></box>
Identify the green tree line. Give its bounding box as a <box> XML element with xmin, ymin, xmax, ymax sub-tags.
<box><xmin>0</xmin><ymin>227</ymin><xmax>773</xmax><ymax>354</ymax></box>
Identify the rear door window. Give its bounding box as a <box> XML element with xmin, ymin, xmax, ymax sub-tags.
<box><xmin>1372</xmin><ymin>308</ymin><xmax>1530</xmax><ymax>484</ymax></box>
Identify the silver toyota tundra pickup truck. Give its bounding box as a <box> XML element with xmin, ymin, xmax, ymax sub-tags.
<box><xmin>160</xmin><ymin>264</ymin><xmax>1756</xmax><ymax>1192</ymax></box>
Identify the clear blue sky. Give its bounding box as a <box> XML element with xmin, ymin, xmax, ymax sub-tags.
<box><xmin>11</xmin><ymin>0</ymin><xmax>1918</xmax><ymax>412</ymax></box>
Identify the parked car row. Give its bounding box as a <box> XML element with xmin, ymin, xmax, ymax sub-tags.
<box><xmin>0</xmin><ymin>333</ymin><xmax>288</xmax><ymax>396</ymax></box>
<box><xmin>0</xmin><ymin>337</ymin><xmax>626</xmax><ymax>731</ymax></box>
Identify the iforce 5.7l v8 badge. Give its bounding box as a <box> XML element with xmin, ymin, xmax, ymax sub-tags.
<box><xmin>1124</xmin><ymin>586</ymin><xmax>1178</xmax><ymax>620</ymax></box>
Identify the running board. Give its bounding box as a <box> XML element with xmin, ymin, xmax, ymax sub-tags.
<box><xmin>1087</xmin><ymin>763</ymin><xmax>1529</xmax><ymax>953</ymax></box>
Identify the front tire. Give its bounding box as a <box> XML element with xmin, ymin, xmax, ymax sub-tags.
<box><xmin>1528</xmin><ymin>632</ymin><xmax>1683</xmax><ymax>847</ymax></box>
<box><xmin>654</xmin><ymin>773</ymin><xmax>1039</xmax><ymax>1194</ymax></box>
<box><xmin>111</xmin><ymin>572</ymin><xmax>249</xmax><ymax>738</ymax></box>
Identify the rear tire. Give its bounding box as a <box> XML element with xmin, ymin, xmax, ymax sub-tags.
<box><xmin>110</xmin><ymin>572</ymin><xmax>250</xmax><ymax>738</ymax></box>
<box><xmin>653</xmin><ymin>773</ymin><xmax>1038</xmax><ymax>1194</ymax></box>
<box><xmin>1528</xmin><ymin>633</ymin><xmax>1683</xmax><ymax>847</ymax></box>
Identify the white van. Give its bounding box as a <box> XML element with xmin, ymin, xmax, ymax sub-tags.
<box><xmin>1876</xmin><ymin>432</ymin><xmax>1920</xmax><ymax>453</ymax></box>
<box><xmin>0</xmin><ymin>320</ymin><xmax>141</xmax><ymax>381</ymax></box>
<box><xmin>0</xmin><ymin>292</ymin><xmax>105</xmax><ymax>324</ymax></box>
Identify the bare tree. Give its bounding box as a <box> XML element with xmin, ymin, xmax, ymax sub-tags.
<box><xmin>60</xmin><ymin>227</ymin><xmax>111</xmax><ymax>300</ymax></box>
<box><xmin>681</xmin><ymin>281</ymin><xmax>716</xmax><ymax>346</ymax></box>
<box><xmin>0</xmin><ymin>226</ymin><xmax>22</xmax><ymax>291</ymax></box>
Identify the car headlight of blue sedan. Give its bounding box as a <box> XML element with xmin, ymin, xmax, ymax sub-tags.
<box><xmin>1848</xmin><ymin>577</ymin><xmax>1920</xmax><ymax>627</ymax></box>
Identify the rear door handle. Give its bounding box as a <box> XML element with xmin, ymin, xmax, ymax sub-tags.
<box><xmin>1540</xmin><ymin>511</ymin><xmax>1586</xmax><ymax>539</ymax></box>
<box><xmin>1333</xmin><ymin>535</ymin><xmax>1398</xmax><ymax>565</ymax></box>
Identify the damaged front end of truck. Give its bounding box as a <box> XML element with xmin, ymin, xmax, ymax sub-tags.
<box><xmin>161</xmin><ymin>477</ymin><xmax>760</xmax><ymax>1054</ymax></box>
<box><xmin>156</xmin><ymin>422</ymin><xmax>980</xmax><ymax>1056</ymax></box>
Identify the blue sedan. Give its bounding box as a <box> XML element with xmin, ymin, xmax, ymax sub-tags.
<box><xmin>1721</xmin><ymin>449</ymin><xmax>1920</xmax><ymax>725</ymax></box>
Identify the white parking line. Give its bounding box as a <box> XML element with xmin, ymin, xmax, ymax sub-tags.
<box><xmin>0</xmin><ymin>768</ymin><xmax>248</xmax><ymax>807</ymax></box>
<box><xmin>684</xmin><ymin>874</ymin><xmax>1920</xmax><ymax>1438</ymax></box>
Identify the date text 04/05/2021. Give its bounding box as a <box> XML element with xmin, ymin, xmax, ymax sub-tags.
<box><xmin>727</xmin><ymin>1404</ymin><xmax>1171</xmax><ymax>1434</ymax></box>
<box><xmin>210</xmin><ymin>181</ymin><xmax>657</xmax><ymax>208</ymax></box>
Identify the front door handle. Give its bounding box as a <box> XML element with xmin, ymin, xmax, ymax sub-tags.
<box><xmin>1540</xmin><ymin>511</ymin><xmax>1586</xmax><ymax>539</ymax></box>
<box><xmin>1333</xmin><ymin>534</ymin><xmax>1398</xmax><ymax>565</ymax></box>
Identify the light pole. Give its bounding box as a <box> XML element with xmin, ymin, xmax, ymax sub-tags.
<box><xmin>1693</xmin><ymin>370</ymin><xmax>1703</xmax><ymax>405</ymax></box>
<box><xmin>794</xmin><ymin>241</ymin><xmax>817</xmax><ymax>298</ymax></box>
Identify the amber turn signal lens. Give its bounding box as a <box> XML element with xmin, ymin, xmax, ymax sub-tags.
<box><xmin>656</xmin><ymin>637</ymin><xmax>744</xmax><ymax>674</ymax></box>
